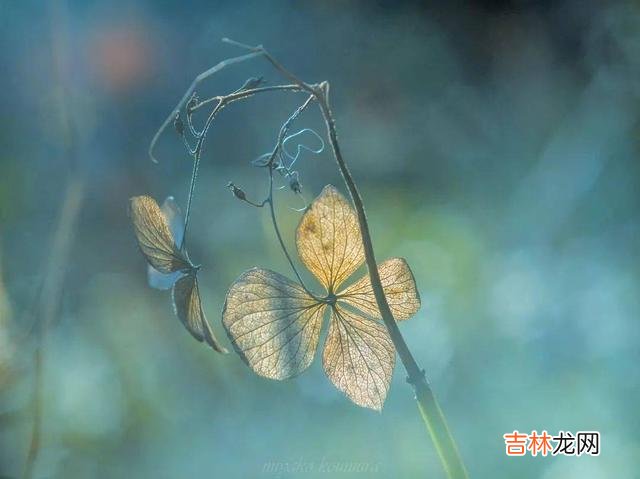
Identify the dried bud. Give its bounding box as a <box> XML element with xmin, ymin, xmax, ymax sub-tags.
<box><xmin>173</xmin><ymin>113</ymin><xmax>184</xmax><ymax>137</ymax></box>
<box><xmin>289</xmin><ymin>176</ymin><xmax>302</xmax><ymax>194</ymax></box>
<box><xmin>227</xmin><ymin>182</ymin><xmax>246</xmax><ymax>201</ymax></box>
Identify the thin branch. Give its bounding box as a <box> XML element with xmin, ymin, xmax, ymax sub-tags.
<box><xmin>221</xmin><ymin>38</ymin><xmax>316</xmax><ymax>95</ymax></box>
<box><xmin>266</xmin><ymin>169</ymin><xmax>317</xmax><ymax>299</ymax></box>
<box><xmin>154</xmin><ymin>40</ymin><xmax>469</xmax><ymax>479</ymax></box>
<box><xmin>148</xmin><ymin>50</ymin><xmax>263</xmax><ymax>163</ymax></box>
<box><xmin>226</xmin><ymin>94</ymin><xmax>319</xmax><ymax>299</ymax></box>
<box><xmin>154</xmin><ymin>82</ymin><xmax>305</xmax><ymax>164</ymax></box>
<box><xmin>225</xmin><ymin>41</ymin><xmax>469</xmax><ymax>479</ymax></box>
<box><xmin>189</xmin><ymin>84</ymin><xmax>303</xmax><ymax>114</ymax></box>
<box><xmin>179</xmin><ymin>84</ymin><xmax>310</xmax><ymax>249</ymax></box>
<box><xmin>261</xmin><ymin>96</ymin><xmax>318</xmax><ymax>298</ymax></box>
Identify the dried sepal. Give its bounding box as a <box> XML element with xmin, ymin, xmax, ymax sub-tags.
<box><xmin>147</xmin><ymin>196</ymin><xmax>185</xmax><ymax>290</ymax></box>
<box><xmin>339</xmin><ymin>258</ymin><xmax>421</xmax><ymax>321</ymax></box>
<box><xmin>222</xmin><ymin>268</ymin><xmax>325</xmax><ymax>379</ymax></box>
<box><xmin>131</xmin><ymin>195</ymin><xmax>226</xmax><ymax>354</ymax></box>
<box><xmin>296</xmin><ymin>185</ymin><xmax>364</xmax><ymax>291</ymax></box>
<box><xmin>173</xmin><ymin>273</ymin><xmax>228</xmax><ymax>353</ymax></box>
<box><xmin>129</xmin><ymin>195</ymin><xmax>190</xmax><ymax>274</ymax></box>
<box><xmin>322</xmin><ymin>306</ymin><xmax>395</xmax><ymax>411</ymax></box>
<box><xmin>222</xmin><ymin>184</ymin><xmax>421</xmax><ymax>410</ymax></box>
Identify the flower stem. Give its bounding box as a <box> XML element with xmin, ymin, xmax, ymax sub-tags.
<box><xmin>162</xmin><ymin>39</ymin><xmax>470</xmax><ymax>478</ymax></box>
<box><xmin>318</xmin><ymin>88</ymin><xmax>468</xmax><ymax>479</ymax></box>
<box><xmin>253</xmin><ymin>44</ymin><xmax>469</xmax><ymax>479</ymax></box>
<box><xmin>415</xmin><ymin>380</ymin><xmax>469</xmax><ymax>479</ymax></box>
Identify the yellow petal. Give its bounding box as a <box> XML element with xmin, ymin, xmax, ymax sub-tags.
<box><xmin>296</xmin><ymin>185</ymin><xmax>364</xmax><ymax>292</ymax></box>
<box><xmin>338</xmin><ymin>258</ymin><xmax>421</xmax><ymax>321</ymax></box>
<box><xmin>323</xmin><ymin>306</ymin><xmax>395</xmax><ymax>410</ymax></box>
<box><xmin>172</xmin><ymin>273</ymin><xmax>228</xmax><ymax>353</ymax></box>
<box><xmin>147</xmin><ymin>197</ymin><xmax>185</xmax><ymax>290</ymax></box>
<box><xmin>159</xmin><ymin>196</ymin><xmax>185</xmax><ymax>248</ymax></box>
<box><xmin>129</xmin><ymin>196</ymin><xmax>189</xmax><ymax>274</ymax></box>
<box><xmin>223</xmin><ymin>268</ymin><xmax>326</xmax><ymax>380</ymax></box>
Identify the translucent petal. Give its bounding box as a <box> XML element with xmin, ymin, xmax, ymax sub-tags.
<box><xmin>146</xmin><ymin>197</ymin><xmax>186</xmax><ymax>290</ymax></box>
<box><xmin>339</xmin><ymin>258</ymin><xmax>421</xmax><ymax>321</ymax></box>
<box><xmin>223</xmin><ymin>268</ymin><xmax>325</xmax><ymax>380</ymax></box>
<box><xmin>323</xmin><ymin>306</ymin><xmax>395</xmax><ymax>410</ymax></box>
<box><xmin>148</xmin><ymin>269</ymin><xmax>182</xmax><ymax>291</ymax></box>
<box><xmin>172</xmin><ymin>273</ymin><xmax>227</xmax><ymax>353</ymax></box>
<box><xmin>161</xmin><ymin>196</ymin><xmax>185</xmax><ymax>249</ymax></box>
<box><xmin>296</xmin><ymin>185</ymin><xmax>364</xmax><ymax>291</ymax></box>
<box><xmin>129</xmin><ymin>196</ymin><xmax>189</xmax><ymax>274</ymax></box>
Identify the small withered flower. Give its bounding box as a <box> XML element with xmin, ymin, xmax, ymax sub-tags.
<box><xmin>129</xmin><ymin>195</ymin><xmax>227</xmax><ymax>353</ymax></box>
<box><xmin>287</xmin><ymin>172</ymin><xmax>301</xmax><ymax>194</ymax></box>
<box><xmin>226</xmin><ymin>182</ymin><xmax>247</xmax><ymax>201</ymax></box>
<box><xmin>222</xmin><ymin>186</ymin><xmax>421</xmax><ymax>410</ymax></box>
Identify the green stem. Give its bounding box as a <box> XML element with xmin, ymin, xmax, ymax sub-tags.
<box><xmin>253</xmin><ymin>44</ymin><xmax>468</xmax><ymax>477</ymax></box>
<box><xmin>416</xmin><ymin>379</ymin><xmax>469</xmax><ymax>479</ymax></box>
<box><xmin>316</xmin><ymin>86</ymin><xmax>469</xmax><ymax>479</ymax></box>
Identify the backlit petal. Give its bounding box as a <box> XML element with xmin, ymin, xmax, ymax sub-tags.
<box><xmin>323</xmin><ymin>306</ymin><xmax>395</xmax><ymax>410</ymax></box>
<box><xmin>223</xmin><ymin>268</ymin><xmax>326</xmax><ymax>379</ymax></box>
<box><xmin>339</xmin><ymin>258</ymin><xmax>420</xmax><ymax>321</ymax></box>
<box><xmin>296</xmin><ymin>185</ymin><xmax>364</xmax><ymax>291</ymax></box>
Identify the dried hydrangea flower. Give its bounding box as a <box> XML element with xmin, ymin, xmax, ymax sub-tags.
<box><xmin>130</xmin><ymin>195</ymin><xmax>227</xmax><ymax>353</ymax></box>
<box><xmin>223</xmin><ymin>186</ymin><xmax>420</xmax><ymax>409</ymax></box>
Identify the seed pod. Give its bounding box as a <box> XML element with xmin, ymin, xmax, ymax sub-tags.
<box><xmin>227</xmin><ymin>182</ymin><xmax>246</xmax><ymax>201</ymax></box>
<box><xmin>289</xmin><ymin>176</ymin><xmax>302</xmax><ymax>194</ymax></box>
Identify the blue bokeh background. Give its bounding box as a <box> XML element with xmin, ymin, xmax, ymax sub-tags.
<box><xmin>0</xmin><ymin>0</ymin><xmax>638</xmax><ymax>477</ymax></box>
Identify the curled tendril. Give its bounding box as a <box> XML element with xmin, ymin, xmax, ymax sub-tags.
<box><xmin>250</xmin><ymin>127</ymin><xmax>324</xmax><ymax>198</ymax></box>
<box><xmin>272</xmin><ymin>128</ymin><xmax>325</xmax><ymax>196</ymax></box>
<box><xmin>280</xmin><ymin>128</ymin><xmax>325</xmax><ymax>170</ymax></box>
